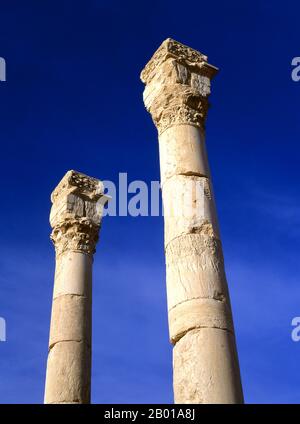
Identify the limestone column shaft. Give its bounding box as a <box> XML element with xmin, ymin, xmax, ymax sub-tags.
<box><xmin>141</xmin><ymin>38</ymin><xmax>243</xmax><ymax>404</ymax></box>
<box><xmin>44</xmin><ymin>170</ymin><xmax>107</xmax><ymax>404</ymax></box>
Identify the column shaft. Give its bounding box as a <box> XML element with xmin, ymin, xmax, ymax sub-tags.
<box><xmin>44</xmin><ymin>251</ymin><xmax>92</xmax><ymax>404</ymax></box>
<box><xmin>160</xmin><ymin>125</ymin><xmax>242</xmax><ymax>404</ymax></box>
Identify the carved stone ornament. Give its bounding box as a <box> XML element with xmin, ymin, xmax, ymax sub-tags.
<box><xmin>141</xmin><ymin>38</ymin><xmax>218</xmax><ymax>134</ymax></box>
<box><xmin>50</xmin><ymin>170</ymin><xmax>107</xmax><ymax>255</ymax></box>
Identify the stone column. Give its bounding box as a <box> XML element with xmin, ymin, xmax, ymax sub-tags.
<box><xmin>44</xmin><ymin>170</ymin><xmax>107</xmax><ymax>404</ymax></box>
<box><xmin>141</xmin><ymin>39</ymin><xmax>243</xmax><ymax>404</ymax></box>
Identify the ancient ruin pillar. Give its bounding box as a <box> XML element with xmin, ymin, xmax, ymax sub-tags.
<box><xmin>44</xmin><ymin>170</ymin><xmax>107</xmax><ymax>404</ymax></box>
<box><xmin>141</xmin><ymin>39</ymin><xmax>243</xmax><ymax>404</ymax></box>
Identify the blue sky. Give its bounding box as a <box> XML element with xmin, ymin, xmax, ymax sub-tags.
<box><xmin>0</xmin><ymin>0</ymin><xmax>300</xmax><ymax>403</ymax></box>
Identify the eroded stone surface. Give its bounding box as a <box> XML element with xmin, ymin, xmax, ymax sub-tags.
<box><xmin>168</xmin><ymin>298</ymin><xmax>233</xmax><ymax>344</ymax></box>
<box><xmin>49</xmin><ymin>294</ymin><xmax>91</xmax><ymax>348</ymax></box>
<box><xmin>162</xmin><ymin>175</ymin><xmax>220</xmax><ymax>245</ymax></box>
<box><xmin>173</xmin><ymin>328</ymin><xmax>243</xmax><ymax>404</ymax></box>
<box><xmin>44</xmin><ymin>341</ymin><xmax>91</xmax><ymax>404</ymax></box>
<box><xmin>158</xmin><ymin>125</ymin><xmax>210</xmax><ymax>185</ymax></box>
<box><xmin>165</xmin><ymin>234</ymin><xmax>229</xmax><ymax>312</ymax></box>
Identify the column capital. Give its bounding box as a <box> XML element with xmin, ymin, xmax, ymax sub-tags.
<box><xmin>141</xmin><ymin>38</ymin><xmax>218</xmax><ymax>134</ymax></box>
<box><xmin>50</xmin><ymin>170</ymin><xmax>107</xmax><ymax>256</ymax></box>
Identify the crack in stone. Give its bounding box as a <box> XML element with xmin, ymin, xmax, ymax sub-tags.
<box><xmin>48</xmin><ymin>339</ymin><xmax>90</xmax><ymax>352</ymax></box>
<box><xmin>168</xmin><ymin>295</ymin><xmax>226</xmax><ymax>313</ymax></box>
<box><xmin>164</xmin><ymin>228</ymin><xmax>221</xmax><ymax>252</ymax></box>
<box><xmin>53</xmin><ymin>293</ymin><xmax>87</xmax><ymax>300</ymax></box>
<box><xmin>172</xmin><ymin>325</ymin><xmax>234</xmax><ymax>345</ymax></box>
<box><xmin>48</xmin><ymin>400</ymin><xmax>81</xmax><ymax>404</ymax></box>
<box><xmin>161</xmin><ymin>172</ymin><xmax>209</xmax><ymax>189</ymax></box>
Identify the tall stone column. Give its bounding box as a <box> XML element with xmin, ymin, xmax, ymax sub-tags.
<box><xmin>141</xmin><ymin>39</ymin><xmax>243</xmax><ymax>404</ymax></box>
<box><xmin>44</xmin><ymin>170</ymin><xmax>107</xmax><ymax>404</ymax></box>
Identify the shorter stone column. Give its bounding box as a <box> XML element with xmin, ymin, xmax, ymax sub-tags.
<box><xmin>44</xmin><ymin>170</ymin><xmax>107</xmax><ymax>404</ymax></box>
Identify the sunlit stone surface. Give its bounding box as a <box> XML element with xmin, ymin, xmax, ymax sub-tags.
<box><xmin>141</xmin><ymin>38</ymin><xmax>244</xmax><ymax>404</ymax></box>
<box><xmin>44</xmin><ymin>170</ymin><xmax>107</xmax><ymax>404</ymax></box>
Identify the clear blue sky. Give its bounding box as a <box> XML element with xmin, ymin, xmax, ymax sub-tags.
<box><xmin>0</xmin><ymin>0</ymin><xmax>300</xmax><ymax>404</ymax></box>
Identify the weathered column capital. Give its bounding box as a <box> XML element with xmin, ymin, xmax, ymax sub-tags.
<box><xmin>140</xmin><ymin>38</ymin><xmax>218</xmax><ymax>134</ymax></box>
<box><xmin>50</xmin><ymin>170</ymin><xmax>107</xmax><ymax>256</ymax></box>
